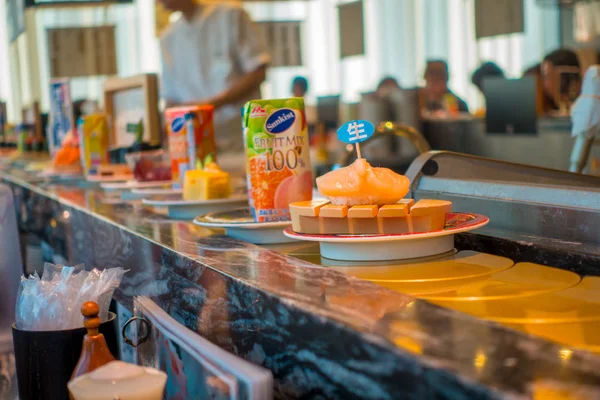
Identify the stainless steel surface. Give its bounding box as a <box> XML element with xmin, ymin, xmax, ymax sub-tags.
<box><xmin>405</xmin><ymin>151</ymin><xmax>600</xmax><ymax>187</ymax></box>
<box><xmin>406</xmin><ymin>152</ymin><xmax>600</xmax><ymax>245</ymax></box>
<box><xmin>423</xmin><ymin>117</ymin><xmax>600</xmax><ymax>171</ymax></box>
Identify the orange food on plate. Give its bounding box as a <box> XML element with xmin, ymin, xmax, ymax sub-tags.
<box><xmin>248</xmin><ymin>155</ymin><xmax>292</xmax><ymax>210</ymax></box>
<box><xmin>53</xmin><ymin>145</ymin><xmax>81</xmax><ymax>167</ymax></box>
<box><xmin>316</xmin><ymin>158</ymin><xmax>410</xmax><ymax>205</ymax></box>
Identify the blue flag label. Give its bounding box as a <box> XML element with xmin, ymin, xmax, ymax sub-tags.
<box><xmin>337</xmin><ymin>120</ymin><xmax>375</xmax><ymax>144</ymax></box>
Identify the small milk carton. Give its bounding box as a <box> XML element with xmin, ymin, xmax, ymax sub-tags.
<box><xmin>243</xmin><ymin>98</ymin><xmax>313</xmax><ymax>222</ymax></box>
<box><xmin>164</xmin><ymin>106</ymin><xmax>217</xmax><ymax>183</ymax></box>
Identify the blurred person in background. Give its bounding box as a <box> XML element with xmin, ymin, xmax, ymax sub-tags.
<box><xmin>541</xmin><ymin>49</ymin><xmax>581</xmax><ymax>113</ymax></box>
<box><xmin>523</xmin><ymin>63</ymin><xmax>557</xmax><ymax>115</ymax></box>
<box><xmin>523</xmin><ymin>63</ymin><xmax>541</xmax><ymax>77</ymax></box>
<box><xmin>291</xmin><ymin>76</ymin><xmax>309</xmax><ymax>98</ymax></box>
<box><xmin>376</xmin><ymin>76</ymin><xmax>401</xmax><ymax>98</ymax></box>
<box><xmin>422</xmin><ymin>60</ymin><xmax>469</xmax><ymax>113</ymax></box>
<box><xmin>159</xmin><ymin>0</ymin><xmax>270</xmax><ymax>153</ymax></box>
<box><xmin>471</xmin><ymin>62</ymin><xmax>504</xmax><ymax>116</ymax></box>
<box><xmin>471</xmin><ymin>62</ymin><xmax>505</xmax><ymax>94</ymax></box>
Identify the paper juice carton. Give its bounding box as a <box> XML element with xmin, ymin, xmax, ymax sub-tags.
<box><xmin>48</xmin><ymin>79</ymin><xmax>74</xmax><ymax>157</ymax></box>
<box><xmin>165</xmin><ymin>105</ymin><xmax>216</xmax><ymax>183</ymax></box>
<box><xmin>243</xmin><ymin>98</ymin><xmax>312</xmax><ymax>222</ymax></box>
<box><xmin>78</xmin><ymin>114</ymin><xmax>109</xmax><ymax>175</ymax></box>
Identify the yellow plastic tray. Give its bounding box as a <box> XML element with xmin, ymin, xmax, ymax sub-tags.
<box><xmin>435</xmin><ymin>277</ymin><xmax>600</xmax><ymax>324</ymax></box>
<box><xmin>326</xmin><ymin>250</ymin><xmax>514</xmax><ymax>296</ymax></box>
<box><xmin>423</xmin><ymin>262</ymin><xmax>581</xmax><ymax>301</ymax></box>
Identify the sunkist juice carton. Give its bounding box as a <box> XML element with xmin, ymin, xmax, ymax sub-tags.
<box><xmin>243</xmin><ymin>98</ymin><xmax>313</xmax><ymax>222</ymax></box>
<box><xmin>165</xmin><ymin>105</ymin><xmax>217</xmax><ymax>183</ymax></box>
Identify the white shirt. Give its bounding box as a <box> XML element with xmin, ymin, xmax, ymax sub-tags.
<box><xmin>160</xmin><ymin>2</ymin><xmax>270</xmax><ymax>150</ymax></box>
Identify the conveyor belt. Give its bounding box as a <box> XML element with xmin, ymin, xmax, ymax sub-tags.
<box><xmin>283</xmin><ymin>152</ymin><xmax>600</xmax><ymax>354</ymax></box>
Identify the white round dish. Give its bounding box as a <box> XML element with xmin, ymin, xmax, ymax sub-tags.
<box><xmin>38</xmin><ymin>168</ymin><xmax>82</xmax><ymax>178</ymax></box>
<box><xmin>86</xmin><ymin>174</ymin><xmax>133</xmax><ymax>183</ymax></box>
<box><xmin>119</xmin><ymin>187</ymin><xmax>183</xmax><ymax>201</ymax></box>
<box><xmin>194</xmin><ymin>208</ymin><xmax>293</xmax><ymax>244</ymax></box>
<box><xmin>283</xmin><ymin>213</ymin><xmax>489</xmax><ymax>261</ymax></box>
<box><xmin>100</xmin><ymin>180</ymin><xmax>174</xmax><ymax>192</ymax></box>
<box><xmin>131</xmin><ymin>188</ymin><xmax>183</xmax><ymax>196</ymax></box>
<box><xmin>143</xmin><ymin>196</ymin><xmax>248</xmax><ymax>220</ymax></box>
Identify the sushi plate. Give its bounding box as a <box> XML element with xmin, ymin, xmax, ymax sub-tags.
<box><xmin>86</xmin><ymin>174</ymin><xmax>133</xmax><ymax>183</ymax></box>
<box><xmin>131</xmin><ymin>187</ymin><xmax>183</xmax><ymax>196</ymax></box>
<box><xmin>194</xmin><ymin>208</ymin><xmax>293</xmax><ymax>244</ymax></box>
<box><xmin>122</xmin><ymin>187</ymin><xmax>183</xmax><ymax>201</ymax></box>
<box><xmin>144</xmin><ymin>196</ymin><xmax>248</xmax><ymax>219</ymax></box>
<box><xmin>38</xmin><ymin>168</ymin><xmax>82</xmax><ymax>178</ymax></box>
<box><xmin>100</xmin><ymin>180</ymin><xmax>175</xmax><ymax>192</ymax></box>
<box><xmin>283</xmin><ymin>212</ymin><xmax>489</xmax><ymax>262</ymax></box>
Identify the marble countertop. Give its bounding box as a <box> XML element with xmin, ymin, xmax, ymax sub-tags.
<box><xmin>3</xmin><ymin>167</ymin><xmax>600</xmax><ymax>399</ymax></box>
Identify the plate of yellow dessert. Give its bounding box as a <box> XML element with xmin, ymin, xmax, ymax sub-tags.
<box><xmin>283</xmin><ymin>157</ymin><xmax>489</xmax><ymax>261</ymax></box>
<box><xmin>193</xmin><ymin>208</ymin><xmax>293</xmax><ymax>245</ymax></box>
<box><xmin>143</xmin><ymin>158</ymin><xmax>246</xmax><ymax>219</ymax></box>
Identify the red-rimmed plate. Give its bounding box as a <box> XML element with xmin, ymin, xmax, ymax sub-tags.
<box><xmin>283</xmin><ymin>212</ymin><xmax>489</xmax><ymax>261</ymax></box>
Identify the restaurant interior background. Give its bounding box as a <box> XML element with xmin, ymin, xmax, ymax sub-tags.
<box><xmin>0</xmin><ymin>0</ymin><xmax>599</xmax><ymax>171</ymax></box>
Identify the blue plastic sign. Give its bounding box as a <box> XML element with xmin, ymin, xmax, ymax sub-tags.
<box><xmin>337</xmin><ymin>120</ymin><xmax>375</xmax><ymax>144</ymax></box>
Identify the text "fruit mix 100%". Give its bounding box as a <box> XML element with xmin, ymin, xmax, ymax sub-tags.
<box><xmin>243</xmin><ymin>98</ymin><xmax>313</xmax><ymax>222</ymax></box>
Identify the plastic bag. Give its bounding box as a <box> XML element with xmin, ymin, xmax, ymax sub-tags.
<box><xmin>15</xmin><ymin>263</ymin><xmax>126</xmax><ymax>331</ymax></box>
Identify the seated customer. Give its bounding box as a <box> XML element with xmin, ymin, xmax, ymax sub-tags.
<box><xmin>423</xmin><ymin>60</ymin><xmax>469</xmax><ymax>113</ymax></box>
<box><xmin>376</xmin><ymin>76</ymin><xmax>401</xmax><ymax>97</ymax></box>
<box><xmin>471</xmin><ymin>62</ymin><xmax>504</xmax><ymax>94</ymax></box>
<box><xmin>292</xmin><ymin>76</ymin><xmax>309</xmax><ymax>98</ymax></box>
<box><xmin>471</xmin><ymin>62</ymin><xmax>505</xmax><ymax>115</ymax></box>
<box><xmin>541</xmin><ymin>49</ymin><xmax>581</xmax><ymax>112</ymax></box>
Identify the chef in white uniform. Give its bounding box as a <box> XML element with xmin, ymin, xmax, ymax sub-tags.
<box><xmin>159</xmin><ymin>0</ymin><xmax>270</xmax><ymax>154</ymax></box>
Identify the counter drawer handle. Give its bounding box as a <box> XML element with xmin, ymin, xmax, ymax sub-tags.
<box><xmin>122</xmin><ymin>316</ymin><xmax>150</xmax><ymax>348</ymax></box>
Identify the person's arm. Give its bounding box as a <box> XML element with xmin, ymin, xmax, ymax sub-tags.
<box><xmin>164</xmin><ymin>7</ymin><xmax>270</xmax><ymax>109</ymax></box>
<box><xmin>205</xmin><ymin>65</ymin><xmax>267</xmax><ymax>108</ymax></box>
<box><xmin>208</xmin><ymin>6</ymin><xmax>269</xmax><ymax>109</ymax></box>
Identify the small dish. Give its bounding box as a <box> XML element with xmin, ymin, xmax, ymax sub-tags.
<box><xmin>125</xmin><ymin>150</ymin><xmax>172</xmax><ymax>182</ymax></box>
<box><xmin>86</xmin><ymin>174</ymin><xmax>133</xmax><ymax>183</ymax></box>
<box><xmin>131</xmin><ymin>188</ymin><xmax>183</xmax><ymax>196</ymax></box>
<box><xmin>194</xmin><ymin>208</ymin><xmax>292</xmax><ymax>244</ymax></box>
<box><xmin>283</xmin><ymin>212</ymin><xmax>489</xmax><ymax>261</ymax></box>
<box><xmin>143</xmin><ymin>196</ymin><xmax>248</xmax><ymax>219</ymax></box>
<box><xmin>100</xmin><ymin>180</ymin><xmax>175</xmax><ymax>192</ymax></box>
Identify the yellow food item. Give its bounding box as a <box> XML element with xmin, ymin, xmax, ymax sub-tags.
<box><xmin>315</xmin><ymin>158</ymin><xmax>410</xmax><ymax>205</ymax></box>
<box><xmin>183</xmin><ymin>163</ymin><xmax>231</xmax><ymax>201</ymax></box>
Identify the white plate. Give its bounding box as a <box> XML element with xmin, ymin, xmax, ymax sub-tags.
<box><xmin>131</xmin><ymin>188</ymin><xmax>183</xmax><ymax>196</ymax></box>
<box><xmin>38</xmin><ymin>168</ymin><xmax>82</xmax><ymax>178</ymax></box>
<box><xmin>120</xmin><ymin>187</ymin><xmax>183</xmax><ymax>201</ymax></box>
<box><xmin>86</xmin><ymin>174</ymin><xmax>133</xmax><ymax>183</ymax></box>
<box><xmin>100</xmin><ymin>180</ymin><xmax>175</xmax><ymax>192</ymax></box>
<box><xmin>283</xmin><ymin>213</ymin><xmax>489</xmax><ymax>261</ymax></box>
<box><xmin>194</xmin><ymin>208</ymin><xmax>293</xmax><ymax>244</ymax></box>
<box><xmin>143</xmin><ymin>196</ymin><xmax>248</xmax><ymax>219</ymax></box>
